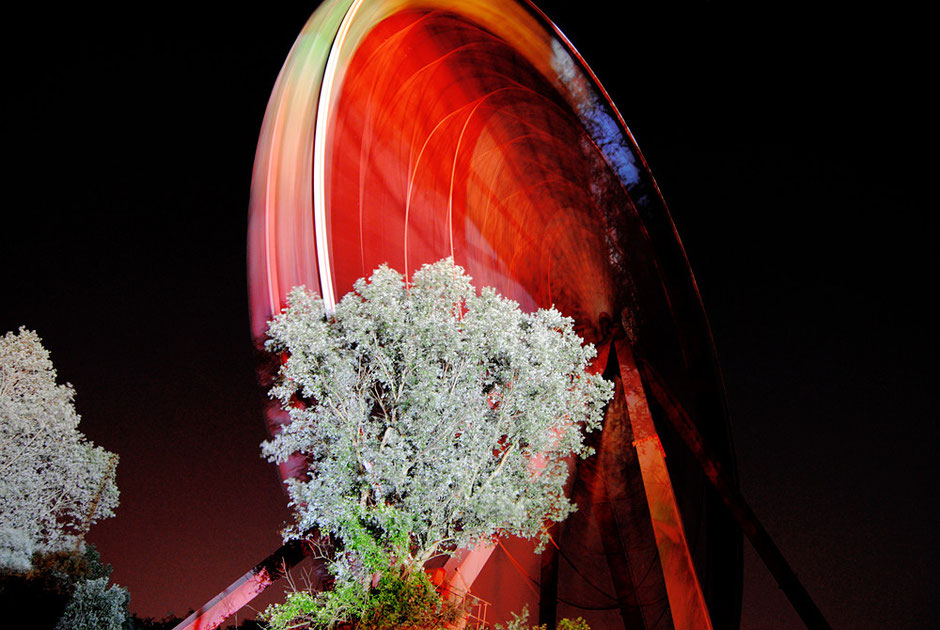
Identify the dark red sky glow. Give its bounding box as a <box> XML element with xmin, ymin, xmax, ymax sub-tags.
<box><xmin>1</xmin><ymin>2</ymin><xmax>932</xmax><ymax>628</ymax></box>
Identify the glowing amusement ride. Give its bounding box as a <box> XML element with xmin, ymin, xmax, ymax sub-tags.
<box><xmin>176</xmin><ymin>1</ymin><xmax>829</xmax><ymax>628</ymax></box>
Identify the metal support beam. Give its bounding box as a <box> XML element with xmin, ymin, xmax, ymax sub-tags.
<box><xmin>616</xmin><ymin>338</ymin><xmax>714</xmax><ymax>630</ymax></box>
<box><xmin>538</xmin><ymin>523</ymin><xmax>561</xmax><ymax>629</ymax></box>
<box><xmin>173</xmin><ymin>539</ymin><xmax>311</xmax><ymax>630</ymax></box>
<box><xmin>639</xmin><ymin>361</ymin><xmax>832</xmax><ymax>630</ymax></box>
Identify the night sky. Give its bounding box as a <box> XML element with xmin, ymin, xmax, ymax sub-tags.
<box><xmin>1</xmin><ymin>2</ymin><xmax>933</xmax><ymax>628</ymax></box>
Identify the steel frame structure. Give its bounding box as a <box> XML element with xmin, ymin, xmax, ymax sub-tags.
<box><xmin>176</xmin><ymin>2</ymin><xmax>829</xmax><ymax>628</ymax></box>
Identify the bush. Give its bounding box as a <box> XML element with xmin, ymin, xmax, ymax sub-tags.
<box><xmin>495</xmin><ymin>606</ymin><xmax>591</xmax><ymax>630</ymax></box>
<box><xmin>0</xmin><ymin>545</ymin><xmax>128</xmax><ymax>630</ymax></box>
<box><xmin>56</xmin><ymin>576</ymin><xmax>129</xmax><ymax>630</ymax></box>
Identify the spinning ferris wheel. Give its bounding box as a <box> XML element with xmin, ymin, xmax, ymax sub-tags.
<box><xmin>176</xmin><ymin>1</ymin><xmax>829</xmax><ymax>628</ymax></box>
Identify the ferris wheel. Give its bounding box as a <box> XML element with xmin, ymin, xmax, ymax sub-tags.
<box><xmin>177</xmin><ymin>2</ymin><xmax>829</xmax><ymax>628</ymax></box>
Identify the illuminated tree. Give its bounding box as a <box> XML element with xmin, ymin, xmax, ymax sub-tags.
<box><xmin>260</xmin><ymin>259</ymin><xmax>612</xmax><ymax>628</ymax></box>
<box><xmin>0</xmin><ymin>328</ymin><xmax>119</xmax><ymax>569</ymax></box>
<box><xmin>0</xmin><ymin>544</ymin><xmax>130</xmax><ymax>629</ymax></box>
<box><xmin>55</xmin><ymin>575</ymin><xmax>129</xmax><ymax>630</ymax></box>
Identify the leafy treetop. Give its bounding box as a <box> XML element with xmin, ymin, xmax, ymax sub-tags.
<box><xmin>0</xmin><ymin>328</ymin><xmax>119</xmax><ymax>569</ymax></box>
<box><xmin>261</xmin><ymin>259</ymin><xmax>613</xmax><ymax>578</ymax></box>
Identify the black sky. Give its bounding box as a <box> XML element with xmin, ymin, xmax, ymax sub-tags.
<box><xmin>1</xmin><ymin>2</ymin><xmax>933</xmax><ymax>628</ymax></box>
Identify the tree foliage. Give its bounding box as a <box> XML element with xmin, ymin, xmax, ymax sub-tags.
<box><xmin>0</xmin><ymin>328</ymin><xmax>119</xmax><ymax>566</ymax></box>
<box><xmin>495</xmin><ymin>606</ymin><xmax>591</xmax><ymax>630</ymax></box>
<box><xmin>55</xmin><ymin>575</ymin><xmax>130</xmax><ymax>630</ymax></box>
<box><xmin>260</xmin><ymin>259</ymin><xmax>612</xmax><ymax>628</ymax></box>
<box><xmin>260</xmin><ymin>568</ymin><xmax>460</xmax><ymax>630</ymax></box>
<box><xmin>0</xmin><ymin>545</ymin><xmax>129</xmax><ymax>629</ymax></box>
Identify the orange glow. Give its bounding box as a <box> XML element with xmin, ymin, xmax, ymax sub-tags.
<box><xmin>249</xmin><ymin>0</ymin><xmax>740</xmax><ymax>625</ymax></box>
<box><xmin>616</xmin><ymin>338</ymin><xmax>713</xmax><ymax>630</ymax></box>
